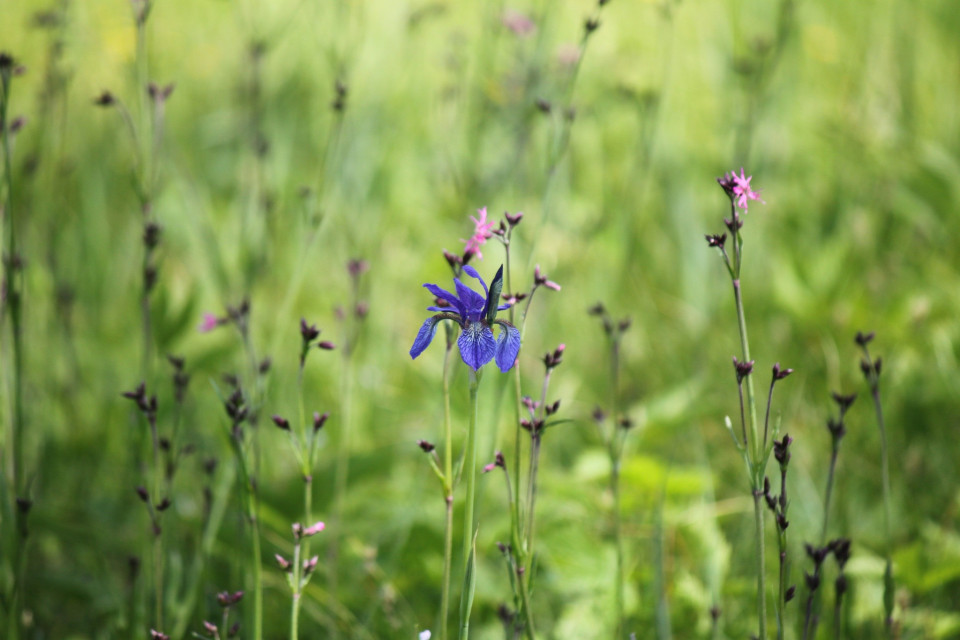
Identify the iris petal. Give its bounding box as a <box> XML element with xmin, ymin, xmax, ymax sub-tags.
<box><xmin>461</xmin><ymin>265</ymin><xmax>489</xmax><ymax>297</ymax></box>
<box><xmin>457</xmin><ymin>322</ymin><xmax>497</xmax><ymax>371</ymax></box>
<box><xmin>423</xmin><ymin>283</ymin><xmax>465</xmax><ymax>318</ymax></box>
<box><xmin>410</xmin><ymin>317</ymin><xmax>442</xmax><ymax>359</ymax></box>
<box><xmin>494</xmin><ymin>322</ymin><xmax>521</xmax><ymax>372</ymax></box>
<box><xmin>454</xmin><ymin>278</ymin><xmax>487</xmax><ymax>321</ymax></box>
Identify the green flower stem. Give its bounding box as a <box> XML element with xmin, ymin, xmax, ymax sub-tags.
<box><xmin>861</xmin><ymin>343</ymin><xmax>894</xmax><ymax>634</ymax></box>
<box><xmin>440</xmin><ymin>329</ymin><xmax>455</xmax><ymax>640</ymax></box>
<box><xmin>290</xmin><ymin>538</ymin><xmax>302</xmax><ymax>639</ymax></box>
<box><xmin>731</xmin><ymin>219</ymin><xmax>766</xmax><ymax>640</ymax></box>
<box><xmin>752</xmin><ymin>491</ymin><xmax>768</xmax><ymax>640</ymax></box>
<box><xmin>523</xmin><ymin>368</ymin><xmax>552</xmax><ymax>555</ymax></box>
<box><xmin>292</xmin><ymin>365</ymin><xmax>312</xmax><ymax>640</ymax></box>
<box><xmin>820</xmin><ymin>444</ymin><xmax>839</xmax><ymax>545</ymax></box>
<box><xmin>459</xmin><ymin>370</ymin><xmax>481</xmax><ymax>640</ymax></box>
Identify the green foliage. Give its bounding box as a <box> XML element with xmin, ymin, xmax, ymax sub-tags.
<box><xmin>1</xmin><ymin>0</ymin><xmax>959</xmax><ymax>637</ymax></box>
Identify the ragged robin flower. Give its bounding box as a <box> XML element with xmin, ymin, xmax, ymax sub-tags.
<box><xmin>410</xmin><ymin>265</ymin><xmax>521</xmax><ymax>372</ymax></box>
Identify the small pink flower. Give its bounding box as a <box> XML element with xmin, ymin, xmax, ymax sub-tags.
<box><xmin>502</xmin><ymin>10</ymin><xmax>535</xmax><ymax>37</ymax></box>
<box><xmin>534</xmin><ymin>265</ymin><xmax>561</xmax><ymax>291</ymax></box>
<box><xmin>462</xmin><ymin>207</ymin><xmax>496</xmax><ymax>260</ymax></box>
<box><xmin>303</xmin><ymin>521</ymin><xmax>326</xmax><ymax>536</ymax></box>
<box><xmin>198</xmin><ymin>312</ymin><xmax>219</xmax><ymax>333</ymax></box>
<box><xmin>731</xmin><ymin>168</ymin><xmax>765</xmax><ymax>212</ymax></box>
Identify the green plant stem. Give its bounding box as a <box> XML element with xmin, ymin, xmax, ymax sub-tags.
<box><xmin>459</xmin><ymin>371</ymin><xmax>481</xmax><ymax>640</ymax></box>
<box><xmin>833</xmin><ymin>589</ymin><xmax>842</xmax><ymax>640</ymax></box>
<box><xmin>871</xmin><ymin>385</ymin><xmax>894</xmax><ymax>635</ymax></box>
<box><xmin>440</xmin><ymin>333</ymin><xmax>455</xmax><ymax>640</ymax></box>
<box><xmin>523</xmin><ymin>368</ymin><xmax>552</xmax><ymax>555</ymax></box>
<box><xmin>612</xmin><ymin>456</ymin><xmax>624</xmax><ymax>639</ymax></box>
<box><xmin>732</xmin><ymin>279</ymin><xmax>759</xmax><ymax>458</ymax></box>
<box><xmin>291</xmin><ymin>539</ymin><xmax>302</xmax><ymax>639</ymax></box>
<box><xmin>292</xmin><ymin>366</ymin><xmax>312</xmax><ymax>640</ymax></box>
<box><xmin>820</xmin><ymin>446</ymin><xmax>839</xmax><ymax>545</ymax></box>
<box><xmin>249</xmin><ymin>476</ymin><xmax>264</xmax><ymax>640</ymax></box>
<box><xmin>730</xmin><ymin>220</ymin><xmax>766</xmax><ymax>639</ymax></box>
<box><xmin>752</xmin><ymin>491</ymin><xmax>768</xmax><ymax>640</ymax></box>
<box><xmin>328</xmin><ymin>328</ymin><xmax>355</xmax><ymax>639</ymax></box>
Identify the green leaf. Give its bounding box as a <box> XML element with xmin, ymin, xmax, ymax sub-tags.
<box><xmin>484</xmin><ymin>265</ymin><xmax>504</xmax><ymax>324</ymax></box>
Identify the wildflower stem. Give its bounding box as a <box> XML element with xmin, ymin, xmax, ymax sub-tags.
<box><xmin>820</xmin><ymin>445</ymin><xmax>839</xmax><ymax>546</ymax></box>
<box><xmin>523</xmin><ymin>368</ymin><xmax>551</xmax><ymax>555</ymax></box>
<box><xmin>293</xmin><ymin>366</ymin><xmax>311</xmax><ymax>640</ymax></box>
<box><xmin>753</xmin><ymin>491</ymin><xmax>768</xmax><ymax>640</ymax></box>
<box><xmin>291</xmin><ymin>538</ymin><xmax>302</xmax><ymax>639</ymax></box>
<box><xmin>459</xmin><ymin>370</ymin><xmax>481</xmax><ymax>640</ymax></box>
<box><xmin>861</xmin><ymin>342</ymin><xmax>894</xmax><ymax>634</ymax></box>
<box><xmin>441</xmin><ymin>330</ymin><xmax>455</xmax><ymax>640</ymax></box>
<box><xmin>731</xmin><ymin>243</ymin><xmax>766</xmax><ymax>638</ymax></box>
<box><xmin>732</xmin><ymin>279</ymin><xmax>759</xmax><ymax>458</ymax></box>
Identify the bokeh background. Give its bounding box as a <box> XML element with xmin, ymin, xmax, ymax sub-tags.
<box><xmin>2</xmin><ymin>0</ymin><xmax>960</xmax><ymax>637</ymax></box>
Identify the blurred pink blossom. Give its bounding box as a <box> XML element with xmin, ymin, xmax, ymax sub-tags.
<box><xmin>199</xmin><ymin>312</ymin><xmax>219</xmax><ymax>333</ymax></box>
<box><xmin>502</xmin><ymin>10</ymin><xmax>535</xmax><ymax>37</ymax></box>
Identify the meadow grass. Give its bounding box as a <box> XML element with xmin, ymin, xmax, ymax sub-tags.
<box><xmin>2</xmin><ymin>0</ymin><xmax>960</xmax><ymax>638</ymax></box>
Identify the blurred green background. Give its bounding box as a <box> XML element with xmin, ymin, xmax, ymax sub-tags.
<box><xmin>2</xmin><ymin>0</ymin><xmax>960</xmax><ymax>637</ymax></box>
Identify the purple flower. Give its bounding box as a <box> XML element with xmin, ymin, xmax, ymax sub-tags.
<box><xmin>410</xmin><ymin>265</ymin><xmax>521</xmax><ymax>372</ymax></box>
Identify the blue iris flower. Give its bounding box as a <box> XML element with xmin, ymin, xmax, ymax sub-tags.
<box><xmin>410</xmin><ymin>265</ymin><xmax>521</xmax><ymax>372</ymax></box>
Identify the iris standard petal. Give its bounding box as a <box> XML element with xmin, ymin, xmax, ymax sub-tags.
<box><xmin>457</xmin><ymin>322</ymin><xmax>497</xmax><ymax>371</ymax></box>
<box><xmin>423</xmin><ymin>283</ymin><xmax>465</xmax><ymax>318</ymax></box>
<box><xmin>454</xmin><ymin>277</ymin><xmax>487</xmax><ymax>321</ymax></box>
<box><xmin>461</xmin><ymin>265</ymin><xmax>489</xmax><ymax>297</ymax></box>
<box><xmin>494</xmin><ymin>322</ymin><xmax>521</xmax><ymax>372</ymax></box>
<box><xmin>410</xmin><ymin>317</ymin><xmax>442</xmax><ymax>359</ymax></box>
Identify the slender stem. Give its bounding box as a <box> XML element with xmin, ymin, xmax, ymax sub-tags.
<box><xmin>612</xmin><ymin>457</ymin><xmax>624</xmax><ymax>639</ymax></box>
<box><xmin>524</xmin><ymin>369</ymin><xmax>552</xmax><ymax>547</ymax></box>
<box><xmin>763</xmin><ymin>379</ymin><xmax>775</xmax><ymax>454</ymax></box>
<box><xmin>753</xmin><ymin>491</ymin><xmax>768</xmax><ymax>640</ymax></box>
<box><xmin>730</xmin><ymin>223</ymin><xmax>765</xmax><ymax>638</ymax></box>
<box><xmin>732</xmin><ymin>279</ymin><xmax>759</xmax><ymax>459</ymax></box>
<box><xmin>458</xmin><ymin>371</ymin><xmax>481</xmax><ymax>640</ymax></box>
<box><xmin>462</xmin><ymin>372</ymin><xmax>480</xmax><ymax>576</ymax></box>
<box><xmin>861</xmin><ymin>343</ymin><xmax>894</xmax><ymax>635</ymax></box>
<box><xmin>820</xmin><ymin>446</ymin><xmax>839</xmax><ymax>545</ymax></box>
<box><xmin>440</xmin><ymin>333</ymin><xmax>454</xmax><ymax>640</ymax></box>
<box><xmin>776</xmin><ymin>542</ymin><xmax>785</xmax><ymax>640</ymax></box>
<box><xmin>250</xmin><ymin>484</ymin><xmax>263</xmax><ymax>640</ymax></box>
<box><xmin>833</xmin><ymin>588</ymin><xmax>842</xmax><ymax>640</ymax></box>
<box><xmin>291</xmin><ymin>539</ymin><xmax>302</xmax><ymax>639</ymax></box>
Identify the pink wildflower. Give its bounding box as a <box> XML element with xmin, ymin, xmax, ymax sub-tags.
<box><xmin>303</xmin><ymin>521</ymin><xmax>326</xmax><ymax>536</ymax></box>
<box><xmin>462</xmin><ymin>207</ymin><xmax>496</xmax><ymax>259</ymax></box>
<box><xmin>502</xmin><ymin>10</ymin><xmax>535</xmax><ymax>37</ymax></box>
<box><xmin>198</xmin><ymin>312</ymin><xmax>219</xmax><ymax>333</ymax></box>
<box><xmin>730</xmin><ymin>168</ymin><xmax>764</xmax><ymax>212</ymax></box>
